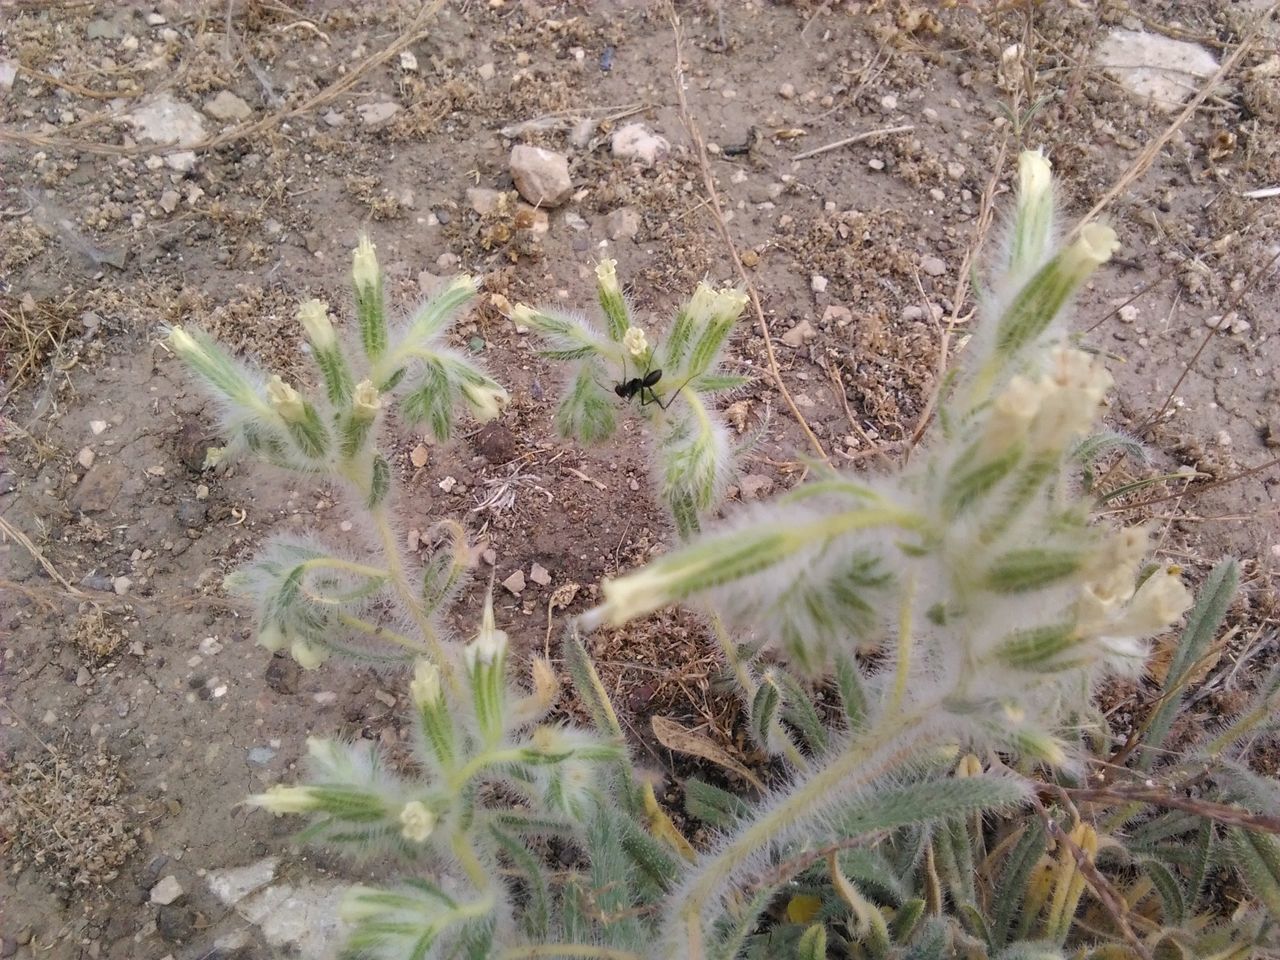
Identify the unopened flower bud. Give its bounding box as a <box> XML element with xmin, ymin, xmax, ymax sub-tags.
<box><xmin>257</xmin><ymin>621</ymin><xmax>287</xmax><ymax>652</ymax></box>
<box><xmin>248</xmin><ymin>784</ymin><xmax>320</xmax><ymax>814</ymax></box>
<box><xmin>398</xmin><ymin>799</ymin><xmax>436</xmax><ymax>843</ymax></box>
<box><xmin>168</xmin><ymin>325</ymin><xmax>203</xmax><ymax>362</ymax></box>
<box><xmin>595</xmin><ymin>258</ymin><xmax>620</xmax><ymax>297</ymax></box>
<box><xmin>1116</xmin><ymin>567</ymin><xmax>1192</xmax><ymax>637</ymax></box>
<box><xmin>409</xmin><ymin>659</ymin><xmax>441</xmax><ymax>709</ymax></box>
<box><xmin>352</xmin><ymin>235</ymin><xmax>379</xmax><ymax>290</ymax></box>
<box><xmin>467</xmin><ymin>591</ymin><xmax>509</xmax><ymax>668</ymax></box>
<box><xmin>290</xmin><ymin>637</ymin><xmax>330</xmax><ymax>670</ymax></box>
<box><xmin>266</xmin><ymin>375</ymin><xmax>306</xmax><ymax>423</ymax></box>
<box><xmin>297</xmin><ymin>299</ymin><xmax>335</xmax><ymax>349</ymax></box>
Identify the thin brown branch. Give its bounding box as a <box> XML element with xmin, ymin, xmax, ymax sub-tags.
<box><xmin>1061</xmin><ymin>785</ymin><xmax>1280</xmax><ymax>834</ymax></box>
<box><xmin>666</xmin><ymin>5</ymin><xmax>830</xmax><ymax>466</ymax></box>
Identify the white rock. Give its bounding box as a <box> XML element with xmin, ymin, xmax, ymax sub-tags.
<box><xmin>478</xmin><ymin>62</ymin><xmax>496</xmax><ymax>81</ymax></box>
<box><xmin>150</xmin><ymin>875</ymin><xmax>184</xmax><ymax>905</ymax></box>
<box><xmin>113</xmin><ymin>576</ymin><xmax>132</xmax><ymax>596</ymax></box>
<box><xmin>165</xmin><ymin>150</ymin><xmax>197</xmax><ymax>173</ymax></box>
<box><xmin>510</xmin><ymin>145</ymin><xmax>573</xmax><ymax>208</ymax></box>
<box><xmin>126</xmin><ymin>93</ymin><xmax>208</xmax><ymax>146</ymax></box>
<box><xmin>0</xmin><ymin>59</ymin><xmax>17</xmax><ymax>92</ymax></box>
<box><xmin>206</xmin><ymin>857</ymin><xmax>279</xmax><ymax>907</ymax></box>
<box><xmin>611</xmin><ymin>123</ymin><xmax>670</xmax><ymax>167</ymax></box>
<box><xmin>398</xmin><ymin>50</ymin><xmax>418</xmax><ymax>72</ymax></box>
<box><xmin>740</xmin><ymin>474</ymin><xmax>775</xmax><ymax>500</ymax></box>
<box><xmin>205</xmin><ymin>90</ymin><xmax>251</xmax><ymax>122</ymax></box>
<box><xmin>146</xmin><ymin>12</ymin><xmax>167</xmax><ymax>25</ymax></box>
<box><xmin>236</xmin><ymin>879</ymin><xmax>347</xmax><ymax>960</ymax></box>
<box><xmin>1095</xmin><ymin>29</ymin><xmax>1219</xmax><ymax>111</ymax></box>
<box><xmin>879</xmin><ymin>93</ymin><xmax>898</xmax><ymax>111</ymax></box>
<box><xmin>529</xmin><ymin>563</ymin><xmax>551</xmax><ymax>587</ymax></box>
<box><xmin>810</xmin><ymin>275</ymin><xmax>828</xmax><ymax>294</ymax></box>
<box><xmin>782</xmin><ymin>319</ymin><xmax>816</xmax><ymax>347</ymax></box>
<box><xmin>322</xmin><ymin>109</ymin><xmax>346</xmax><ymax>127</ymax></box>
<box><xmin>90</xmin><ymin>420</ymin><xmax>108</xmax><ymax>434</ymax></box>
<box><xmin>357</xmin><ymin>101</ymin><xmax>400</xmax><ymax>126</ymax></box>
<box><xmin>502</xmin><ymin>569</ymin><xmax>526</xmax><ymax>595</ymax></box>
<box><xmin>195</xmin><ymin>484</ymin><xmax>209</xmax><ymax>501</ymax></box>
<box><xmin>1119</xmin><ymin>304</ymin><xmax>1139</xmax><ymax>323</ymax></box>
<box><xmin>778</xmin><ymin>82</ymin><xmax>796</xmax><ymax>99</ymax></box>
<box><xmin>159</xmin><ymin>189</ymin><xmax>180</xmax><ymax>213</ymax></box>
<box><xmin>77</xmin><ymin>447</ymin><xmax>96</xmax><ymax>469</ymax></box>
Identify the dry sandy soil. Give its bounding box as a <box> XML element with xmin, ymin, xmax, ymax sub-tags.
<box><xmin>1</xmin><ymin>1</ymin><xmax>1279</xmax><ymax>957</ymax></box>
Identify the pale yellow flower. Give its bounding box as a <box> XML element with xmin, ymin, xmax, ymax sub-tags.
<box><xmin>409</xmin><ymin>659</ymin><xmax>441</xmax><ymax>709</ymax></box>
<box><xmin>248</xmin><ymin>784</ymin><xmax>319</xmax><ymax>814</ymax></box>
<box><xmin>623</xmin><ymin>325</ymin><xmax>649</xmax><ymax>359</ymax></box>
<box><xmin>297</xmin><ymin>299</ymin><xmax>335</xmax><ymax>349</ymax></box>
<box><xmin>398</xmin><ymin>800</ymin><xmax>437</xmax><ymax>843</ymax></box>
<box><xmin>352</xmin><ymin>235</ymin><xmax>379</xmax><ymax>290</ymax></box>
<box><xmin>266</xmin><ymin>375</ymin><xmax>306</xmax><ymax>423</ymax></box>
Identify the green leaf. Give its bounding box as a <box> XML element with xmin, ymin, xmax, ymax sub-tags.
<box><xmin>555</xmin><ymin>362</ymin><xmax>616</xmax><ymax>444</ymax></box>
<box><xmin>991</xmin><ymin>821</ymin><xmax>1047</xmax><ymax>949</ymax></box>
<box><xmin>982</xmin><ymin>548</ymin><xmax>1084</xmax><ymax>594</ymax></box>
<box><xmin>490</xmin><ymin>827</ymin><xmax>549</xmax><ymax>939</ymax></box>
<box><xmin>1143</xmin><ymin>559</ymin><xmax>1239</xmax><ymax>765</ymax></box>
<box><xmin>835</xmin><ymin>652</ymin><xmax>869</xmax><ymax>732</ymax></box>
<box><xmin>833</xmin><ymin>776</ymin><xmax>1029</xmax><ymax>839</ymax></box>
<box><xmin>1141</xmin><ymin>857</ymin><xmax>1186</xmax><ymax>925</ymax></box>
<box><xmin>314</xmin><ymin>345</ymin><xmax>355</xmax><ymax>406</ymax></box>
<box><xmin>367</xmin><ymin>454</ymin><xmax>390</xmax><ymax>508</ymax></box>
<box><xmin>797</xmin><ymin>924</ymin><xmax>827</xmax><ymax>960</ymax></box>
<box><xmin>890</xmin><ymin>898</ymin><xmax>926</xmax><ymax>942</ymax></box>
<box><xmin>691</xmin><ymin>371</ymin><xmax>752</xmax><ymax>394</ymax></box>
<box><xmin>750</xmin><ymin>679</ymin><xmax>781</xmax><ymax>749</ymax></box>
<box><xmin>403</xmin><ymin>277</ymin><xmax>476</xmax><ymax>344</ymax></box>
<box><xmin>941</xmin><ymin>441</ymin><xmax>1024</xmax><ymax>517</ymax></box>
<box><xmin>1228</xmin><ymin>827</ymin><xmax>1280</xmax><ymax>920</ymax></box>
<box><xmin>401</xmin><ymin>357</ymin><xmax>455</xmax><ymax>442</ymax></box>
<box><xmin>685</xmin><ymin>777</ymin><xmax>750</xmax><ymax>827</ymax></box>
<box><xmin>355</xmin><ymin>275</ymin><xmax>387</xmax><ymax>359</ymax></box>
<box><xmin>775</xmin><ymin>670</ymin><xmax>830</xmax><ymax>755</ymax></box>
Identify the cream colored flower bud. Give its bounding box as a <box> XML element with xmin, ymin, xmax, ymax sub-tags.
<box><xmin>1116</xmin><ymin>567</ymin><xmax>1192</xmax><ymax>637</ymax></box>
<box><xmin>956</xmin><ymin>753</ymin><xmax>984</xmax><ymax>778</ymax></box>
<box><xmin>290</xmin><ymin>637</ymin><xmax>330</xmax><ymax>670</ymax></box>
<box><xmin>409</xmin><ymin>659</ymin><xmax>441</xmax><ymax>709</ymax></box>
<box><xmin>398</xmin><ymin>799</ymin><xmax>437</xmax><ymax>843</ymax></box>
<box><xmin>623</xmin><ymin>325</ymin><xmax>649</xmax><ymax>359</ymax></box>
<box><xmin>461</xmin><ymin>382</ymin><xmax>509</xmax><ymax>423</ymax></box>
<box><xmin>595</xmin><ymin>258</ymin><xmax>619</xmax><ymax>296</ymax></box>
<box><xmin>352</xmin><ymin>234</ymin><xmax>379</xmax><ymax>290</ymax></box>
<box><xmin>530</xmin><ymin>656</ymin><xmax>560</xmax><ymax>707</ymax></box>
<box><xmin>266</xmin><ymin>375</ymin><xmax>306</xmax><ymax>423</ymax></box>
<box><xmin>685</xmin><ymin>282</ymin><xmax>719</xmax><ymax>325</ymax></box>
<box><xmin>466</xmin><ymin>591</ymin><xmax>508</xmax><ymax>668</ymax></box>
<box><xmin>509</xmin><ymin>302</ymin><xmax>537</xmax><ymax>326</ymax></box>
<box><xmin>1018</xmin><ymin>149</ymin><xmax>1051</xmax><ymax>205</ymax></box>
<box><xmin>713</xmin><ymin>286</ymin><xmax>749</xmax><ymax>320</ymax></box>
<box><xmin>1065</xmin><ymin>223</ymin><xmax>1119</xmax><ymax>274</ymax></box>
<box><xmin>297</xmin><ymin>299</ymin><xmax>335</xmax><ymax>349</ymax></box>
<box><xmin>352</xmin><ymin>379</ymin><xmax>382</xmax><ymax>419</ymax></box>
<box><xmin>248</xmin><ymin>784</ymin><xmax>319</xmax><ymax>814</ymax></box>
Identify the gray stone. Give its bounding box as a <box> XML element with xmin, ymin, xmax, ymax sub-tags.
<box><xmin>247</xmin><ymin>746</ymin><xmax>276</xmax><ymax>765</ymax></box>
<box><xmin>72</xmin><ymin>460</ymin><xmax>127</xmax><ymax>513</ymax></box>
<box><xmin>740</xmin><ymin>474</ymin><xmax>775</xmax><ymax>500</ymax></box>
<box><xmin>1095</xmin><ymin>29</ymin><xmax>1220</xmax><ymax>112</ymax></box>
<box><xmin>356</xmin><ymin>101</ymin><xmax>400</xmax><ymax>126</ymax></box>
<box><xmin>466</xmin><ymin>187</ymin><xmax>504</xmax><ymax>216</ymax></box>
<box><xmin>156</xmin><ymin>904</ymin><xmax>194</xmax><ymax>943</ymax></box>
<box><xmin>150</xmin><ymin>875</ymin><xmax>184</xmax><ymax>905</ymax></box>
<box><xmin>502</xmin><ymin>569</ymin><xmax>526</xmax><ymax>596</ymax></box>
<box><xmin>921</xmin><ymin>256</ymin><xmax>947</xmax><ymax>277</ymax></box>
<box><xmin>510</xmin><ymin>145</ymin><xmax>573</xmax><ymax>208</ymax></box>
<box><xmin>605</xmin><ymin>206</ymin><xmax>641</xmax><ymax>240</ymax></box>
<box><xmin>611</xmin><ymin>123</ymin><xmax>669</xmax><ymax>166</ymax></box>
<box><xmin>205</xmin><ymin>91</ymin><xmax>251</xmax><ymax>122</ymax></box>
<box><xmin>206</xmin><ymin>857</ymin><xmax>278</xmax><ymax>907</ymax></box>
<box><xmin>126</xmin><ymin>93</ymin><xmax>208</xmax><ymax>147</ymax></box>
<box><xmin>236</xmin><ymin>879</ymin><xmax>347</xmax><ymax>960</ymax></box>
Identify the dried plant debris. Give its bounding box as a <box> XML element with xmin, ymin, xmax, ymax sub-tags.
<box><xmin>0</xmin><ymin>744</ymin><xmax>140</xmax><ymax>893</ymax></box>
<box><xmin>69</xmin><ymin>608</ymin><xmax>129</xmax><ymax>663</ymax></box>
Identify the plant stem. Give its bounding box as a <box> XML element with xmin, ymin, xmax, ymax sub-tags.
<box><xmin>333</xmin><ymin>611</ymin><xmax>427</xmax><ymax>654</ymax></box>
<box><xmin>451</xmin><ymin>830</ymin><xmax>491</xmax><ymax>891</ymax></box>
<box><xmin>674</xmin><ymin>708</ymin><xmax>933</xmax><ymax>957</ymax></box>
<box><xmin>299</xmin><ymin>556</ymin><xmax>388</xmax><ymax>579</ymax></box>
<box><xmin>368</xmin><ymin>501</ymin><xmax>452</xmax><ymax>672</ymax></box>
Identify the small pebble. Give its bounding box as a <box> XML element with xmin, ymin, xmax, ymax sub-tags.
<box><xmin>921</xmin><ymin>256</ymin><xmax>947</xmax><ymax>277</ymax></box>
<box><xmin>778</xmin><ymin>82</ymin><xmax>796</xmax><ymax>99</ymax></box>
<box><xmin>502</xmin><ymin>569</ymin><xmax>526</xmax><ymax>595</ymax></box>
<box><xmin>410</xmin><ymin>445</ymin><xmax>430</xmax><ymax>468</ymax></box>
<box><xmin>529</xmin><ymin>563</ymin><xmax>552</xmax><ymax>587</ymax></box>
<box><xmin>113</xmin><ymin>576</ymin><xmax>133</xmax><ymax>596</ymax></box>
<box><xmin>90</xmin><ymin>420</ymin><xmax>108</xmax><ymax>434</ymax></box>
<box><xmin>77</xmin><ymin>447</ymin><xmax>96</xmax><ymax>469</ymax></box>
<box><xmin>810</xmin><ymin>275</ymin><xmax>828</xmax><ymax>294</ymax></box>
<box><xmin>150</xmin><ymin>875</ymin><xmax>184</xmax><ymax>906</ymax></box>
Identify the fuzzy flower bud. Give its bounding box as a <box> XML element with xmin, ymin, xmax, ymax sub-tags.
<box><xmin>352</xmin><ymin>234</ymin><xmax>379</xmax><ymax>290</ymax></box>
<box><xmin>248</xmin><ymin>784</ymin><xmax>320</xmax><ymax>814</ymax></box>
<box><xmin>509</xmin><ymin>302</ymin><xmax>537</xmax><ymax>327</ymax></box>
<box><xmin>257</xmin><ymin>621</ymin><xmax>287</xmax><ymax>653</ymax></box>
<box><xmin>1115</xmin><ymin>566</ymin><xmax>1193</xmax><ymax>637</ymax></box>
<box><xmin>290</xmin><ymin>637</ymin><xmax>330</xmax><ymax>670</ymax></box>
<box><xmin>409</xmin><ymin>659</ymin><xmax>441</xmax><ymax>709</ymax></box>
<box><xmin>467</xmin><ymin>591</ymin><xmax>509</xmax><ymax>668</ymax></box>
<box><xmin>1010</xmin><ymin>149</ymin><xmax>1056</xmax><ymax>276</ymax></box>
<box><xmin>460</xmin><ymin>381</ymin><xmax>509</xmax><ymax>423</ymax></box>
<box><xmin>530</xmin><ymin>657</ymin><xmax>560</xmax><ymax>707</ymax></box>
<box><xmin>297</xmin><ymin>299</ymin><xmax>335</xmax><ymax>350</ymax></box>
<box><xmin>352</xmin><ymin>379</ymin><xmax>382</xmax><ymax>420</ymax></box>
<box><xmin>1029</xmin><ymin>348</ymin><xmax>1113</xmax><ymax>451</ymax></box>
<box><xmin>623</xmin><ymin>325</ymin><xmax>649</xmax><ymax>359</ymax></box>
<box><xmin>168</xmin><ymin>325</ymin><xmax>203</xmax><ymax>363</ymax></box>
<box><xmin>266</xmin><ymin>375</ymin><xmax>306</xmax><ymax>423</ymax></box>
<box><xmin>398</xmin><ymin>800</ymin><xmax>437</xmax><ymax>843</ymax></box>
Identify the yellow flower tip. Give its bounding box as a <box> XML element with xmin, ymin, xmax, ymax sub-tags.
<box><xmin>409</xmin><ymin>658</ymin><xmax>441</xmax><ymax>709</ymax></box>
<box><xmin>248</xmin><ymin>784</ymin><xmax>317</xmax><ymax>814</ymax></box>
<box><xmin>1017</xmin><ymin>148</ymin><xmax>1052</xmax><ymax>200</ymax></box>
<box><xmin>1076</xmin><ymin>223</ymin><xmax>1120</xmax><ymax>267</ymax></box>
<box><xmin>467</xmin><ymin>591</ymin><xmax>508</xmax><ymax>667</ymax></box>
<box><xmin>352</xmin><ymin>234</ymin><xmax>379</xmax><ymax>289</ymax></box>
<box><xmin>451</xmin><ymin>274</ymin><xmax>477</xmax><ymax>294</ymax></box>
<box><xmin>257</xmin><ymin>621</ymin><xmax>287</xmax><ymax>653</ymax></box>
<box><xmin>1122</xmin><ymin>568</ymin><xmax>1193</xmax><ymax>635</ymax></box>
<box><xmin>686</xmin><ymin>281</ymin><xmax>719</xmax><ymax>322</ymax></box>
<box><xmin>290</xmin><ymin>637</ymin><xmax>330</xmax><ymax>670</ymax></box>
<box><xmin>508</xmin><ymin>302</ymin><xmax>536</xmax><ymax>325</ymax></box>
<box><xmin>530</xmin><ymin>656</ymin><xmax>560</xmax><ymax>705</ymax></box>
<box><xmin>266</xmin><ymin>374</ymin><xmax>306</xmax><ymax>422</ymax></box>
<box><xmin>623</xmin><ymin>325</ymin><xmax>649</xmax><ymax>359</ymax></box>
<box><xmin>956</xmin><ymin>753</ymin><xmax>984</xmax><ymax>778</ymax></box>
<box><xmin>460</xmin><ymin>382</ymin><xmax>508</xmax><ymax>423</ymax></box>
<box><xmin>352</xmin><ymin>378</ymin><xmax>382</xmax><ymax>417</ymax></box>
<box><xmin>715</xmin><ymin>286</ymin><xmax>750</xmax><ymax>318</ymax></box>
<box><xmin>398</xmin><ymin>799</ymin><xmax>436</xmax><ymax>843</ymax></box>
<box><xmin>296</xmin><ymin>299</ymin><xmax>335</xmax><ymax>349</ymax></box>
<box><xmin>167</xmin><ymin>325</ymin><xmax>200</xmax><ymax>358</ymax></box>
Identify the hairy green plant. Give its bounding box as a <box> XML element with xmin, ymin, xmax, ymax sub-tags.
<box><xmin>170</xmin><ymin>157</ymin><xmax>1280</xmax><ymax>960</ymax></box>
<box><xmin>508</xmin><ymin>260</ymin><xmax>751</xmax><ymax>537</ymax></box>
<box><xmin>169</xmin><ymin>235</ymin><xmax>506</xmax><ymax>669</ymax></box>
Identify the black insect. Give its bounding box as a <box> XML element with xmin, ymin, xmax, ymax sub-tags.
<box><xmin>614</xmin><ymin>363</ymin><xmax>693</xmax><ymax>411</ymax></box>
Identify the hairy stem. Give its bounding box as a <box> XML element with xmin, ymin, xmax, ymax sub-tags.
<box><xmin>674</xmin><ymin>707</ymin><xmax>934</xmax><ymax>957</ymax></box>
<box><xmin>498</xmin><ymin>948</ymin><xmax>643</xmax><ymax>960</ymax></box>
<box><xmin>333</xmin><ymin>611</ymin><xmax>427</xmax><ymax>654</ymax></box>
